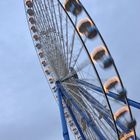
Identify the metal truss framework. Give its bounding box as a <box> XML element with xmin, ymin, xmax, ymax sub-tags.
<box><xmin>56</xmin><ymin>81</ymin><xmax>140</xmax><ymax>140</ymax></box>
<box><xmin>24</xmin><ymin>0</ymin><xmax>140</xmax><ymax>139</ymax></box>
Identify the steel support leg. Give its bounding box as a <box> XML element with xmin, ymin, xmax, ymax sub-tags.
<box><xmin>57</xmin><ymin>81</ymin><xmax>106</xmax><ymax>140</ymax></box>
<box><xmin>78</xmin><ymin>80</ymin><xmax>140</xmax><ymax>109</ymax></box>
<box><xmin>57</xmin><ymin>82</ymin><xmax>70</xmax><ymax>140</ymax></box>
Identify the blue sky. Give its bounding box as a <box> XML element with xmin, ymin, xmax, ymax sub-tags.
<box><xmin>0</xmin><ymin>0</ymin><xmax>140</xmax><ymax>140</ymax></box>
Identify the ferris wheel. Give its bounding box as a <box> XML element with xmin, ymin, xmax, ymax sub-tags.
<box><xmin>24</xmin><ymin>0</ymin><xmax>140</xmax><ymax>139</ymax></box>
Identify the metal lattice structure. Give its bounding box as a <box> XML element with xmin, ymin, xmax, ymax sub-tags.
<box><xmin>24</xmin><ymin>0</ymin><xmax>140</xmax><ymax>139</ymax></box>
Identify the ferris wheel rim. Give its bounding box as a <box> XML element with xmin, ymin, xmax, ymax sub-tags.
<box><xmin>78</xmin><ymin>3</ymin><xmax>137</xmax><ymax>138</ymax></box>
<box><xmin>24</xmin><ymin>0</ymin><xmax>138</xmax><ymax>139</ymax></box>
<box><xmin>56</xmin><ymin>1</ymin><xmax>135</xmax><ymax>139</ymax></box>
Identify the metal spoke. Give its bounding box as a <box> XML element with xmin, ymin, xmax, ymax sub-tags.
<box><xmin>24</xmin><ymin>0</ymin><xmax>139</xmax><ymax>139</ymax></box>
